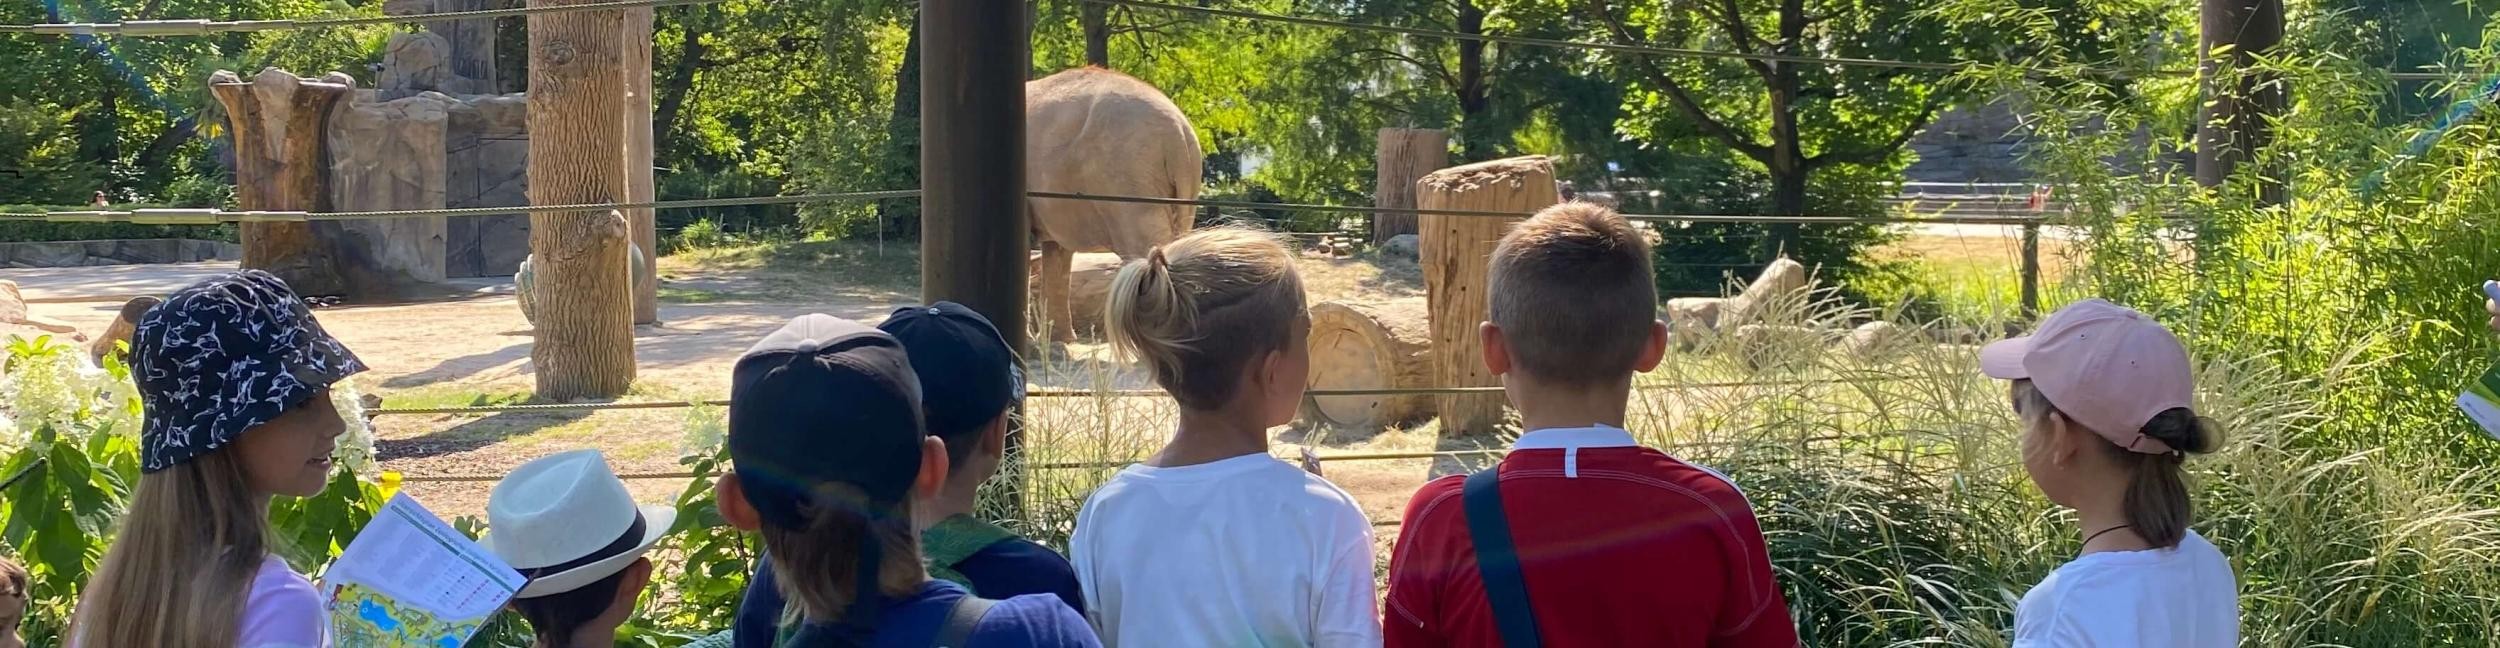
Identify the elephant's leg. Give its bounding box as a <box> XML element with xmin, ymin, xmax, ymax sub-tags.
<box><xmin>1041</xmin><ymin>239</ymin><xmax>1077</xmax><ymax>344</ymax></box>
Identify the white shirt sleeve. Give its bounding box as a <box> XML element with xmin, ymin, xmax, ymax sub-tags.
<box><xmin>1310</xmin><ymin>507</ymin><xmax>1382</xmax><ymax>648</ymax></box>
<box><xmin>238</xmin><ymin>561</ymin><xmax>330</xmax><ymax>648</ymax></box>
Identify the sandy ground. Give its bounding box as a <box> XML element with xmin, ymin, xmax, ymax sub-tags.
<box><xmin>5</xmin><ymin>230</ymin><xmax>2020</xmax><ymax>530</ymax></box>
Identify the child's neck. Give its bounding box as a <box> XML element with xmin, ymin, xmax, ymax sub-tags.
<box><xmin>1154</xmin><ymin>407</ymin><xmax>1272</xmax><ymax>467</ymax></box>
<box><xmin>533</xmin><ymin>626</ymin><xmax>617</xmax><ymax>648</ymax></box>
<box><xmin>1508</xmin><ymin>377</ymin><xmax>1633</xmax><ymax>433</ymax></box>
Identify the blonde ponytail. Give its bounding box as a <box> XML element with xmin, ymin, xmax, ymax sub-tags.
<box><xmin>1105</xmin><ymin>227</ymin><xmax>1305</xmax><ymax>410</ymax></box>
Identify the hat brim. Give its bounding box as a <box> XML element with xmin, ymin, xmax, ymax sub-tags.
<box><xmin>1978</xmin><ymin>336</ymin><xmax>2034</xmax><ymax>380</ymax></box>
<box><xmin>495</xmin><ymin>504</ymin><xmax>678</xmax><ymax>599</ymax></box>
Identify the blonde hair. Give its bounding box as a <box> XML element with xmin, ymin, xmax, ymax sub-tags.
<box><xmin>70</xmin><ymin>451</ymin><xmax>267</xmax><ymax>648</ymax></box>
<box><xmin>1487</xmin><ymin>203</ymin><xmax>1659</xmax><ymax>386</ymax></box>
<box><xmin>758</xmin><ymin>482</ymin><xmax>926</xmax><ymax>623</ymax></box>
<box><xmin>2014</xmin><ymin>380</ymin><xmax>2222</xmax><ymax>548</ymax></box>
<box><xmin>1105</xmin><ymin>227</ymin><xmax>1306</xmax><ymax>410</ymax></box>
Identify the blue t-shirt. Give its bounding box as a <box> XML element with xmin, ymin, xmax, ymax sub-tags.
<box><xmin>744</xmin><ymin>579</ymin><xmax>1098</xmax><ymax>648</ymax></box>
<box><xmin>736</xmin><ymin>538</ymin><xmax>1088</xmax><ymax>648</ymax></box>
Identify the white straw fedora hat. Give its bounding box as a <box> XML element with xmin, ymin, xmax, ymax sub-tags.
<box><xmin>481</xmin><ymin>449</ymin><xmax>677</xmax><ymax>598</ymax></box>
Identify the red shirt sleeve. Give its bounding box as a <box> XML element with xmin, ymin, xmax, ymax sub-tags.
<box><xmin>1712</xmin><ymin>497</ymin><xmax>1799</xmax><ymax>648</ymax></box>
<box><xmin>1385</xmin><ymin>478</ymin><xmax>1462</xmax><ymax>648</ymax></box>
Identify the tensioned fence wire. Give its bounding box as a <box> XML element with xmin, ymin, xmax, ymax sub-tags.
<box><xmin>3</xmin><ymin>189</ymin><xmax>2127</xmax><ymax>226</ymax></box>
<box><xmin>0</xmin><ymin>0</ymin><xmax>2474</xmax><ymax>82</ymax></box>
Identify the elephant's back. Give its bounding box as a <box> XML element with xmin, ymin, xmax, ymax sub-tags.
<box><xmin>1027</xmin><ymin>68</ymin><xmax>1203</xmax><ymax>257</ymax></box>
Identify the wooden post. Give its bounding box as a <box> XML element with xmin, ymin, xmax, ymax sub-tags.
<box><xmin>1418</xmin><ymin>156</ymin><xmax>1557</xmax><ymax>437</ymax></box>
<box><xmin>920</xmin><ymin>2</ymin><xmax>1027</xmax><ymax>351</ymax></box>
<box><xmin>624</xmin><ymin>5</ymin><xmax>660</xmax><ymax>325</ymax></box>
<box><xmin>2019</xmin><ymin>223</ymin><xmax>2042</xmax><ymax>321</ymax></box>
<box><xmin>924</xmin><ymin>1</ymin><xmax>1028</xmax><ymax>518</ymax></box>
<box><xmin>2196</xmin><ymin>0</ymin><xmax>2286</xmax><ymax>207</ymax></box>
<box><xmin>527</xmin><ymin>0</ymin><xmax>638</xmax><ymax>400</ymax></box>
<box><xmin>209</xmin><ymin>69</ymin><xmax>354</xmax><ymax>297</ymax></box>
<box><xmin>1374</xmin><ymin>128</ymin><xmax>1450</xmax><ymax>245</ymax></box>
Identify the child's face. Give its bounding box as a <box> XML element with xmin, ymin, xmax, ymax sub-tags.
<box><xmin>236</xmin><ymin>391</ymin><xmax>347</xmax><ymax>497</ymax></box>
<box><xmin>0</xmin><ymin>584</ymin><xmax>23</xmax><ymax>638</ymax></box>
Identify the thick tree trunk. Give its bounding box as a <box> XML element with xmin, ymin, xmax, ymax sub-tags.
<box><xmin>1082</xmin><ymin>2</ymin><xmax>1111</xmax><ymax>67</ymax></box>
<box><xmin>2196</xmin><ymin>0</ymin><xmax>2286</xmax><ymax>207</ymax></box>
<box><xmin>527</xmin><ymin>0</ymin><xmax>638</xmax><ymax>400</ymax></box>
<box><xmin>1418</xmin><ymin>156</ymin><xmax>1557</xmax><ymax>438</ymax></box>
<box><xmin>209</xmin><ymin>69</ymin><xmax>355</xmax><ymax>297</ymax></box>
<box><xmin>624</xmin><ymin>6</ymin><xmax>660</xmax><ymax>325</ymax></box>
<box><xmin>1373</xmin><ymin>128</ymin><xmax>1449</xmax><ymax>244</ymax></box>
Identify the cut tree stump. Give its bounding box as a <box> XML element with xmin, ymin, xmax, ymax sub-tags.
<box><xmin>526</xmin><ymin>0</ymin><xmax>637</xmax><ymax>400</ymax></box>
<box><xmin>1418</xmin><ymin>156</ymin><xmax>1557</xmax><ymax>437</ymax></box>
<box><xmin>210</xmin><ymin>69</ymin><xmax>355</xmax><ymax>297</ymax></box>
<box><xmin>1301</xmin><ymin>299</ymin><xmax>1434</xmax><ymax>430</ymax></box>
<box><xmin>1373</xmin><ymin>128</ymin><xmax>1449</xmax><ymax>244</ymax></box>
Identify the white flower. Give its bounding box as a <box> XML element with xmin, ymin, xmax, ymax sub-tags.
<box><xmin>330</xmin><ymin>384</ymin><xmax>378</xmax><ymax>481</ymax></box>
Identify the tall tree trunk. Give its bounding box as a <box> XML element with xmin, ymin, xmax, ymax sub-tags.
<box><xmin>652</xmin><ymin>5</ymin><xmax>711</xmax><ymax>148</ymax></box>
<box><xmin>879</xmin><ymin>8</ymin><xmax>925</xmax><ymax>235</ymax></box>
<box><xmin>1082</xmin><ymin>2</ymin><xmax>1110</xmax><ymax>67</ymax></box>
<box><xmin>1373</xmin><ymin>128</ymin><xmax>1449</xmax><ymax>243</ymax></box>
<box><xmin>527</xmin><ymin>0</ymin><xmax>638</xmax><ymax>401</ymax></box>
<box><xmin>2197</xmin><ymin>0</ymin><xmax>2286</xmax><ymax>219</ymax></box>
<box><xmin>1454</xmin><ymin>1</ymin><xmax>1490</xmax><ymax>159</ymax></box>
<box><xmin>625</xmin><ymin>6</ymin><xmax>660</xmax><ymax>325</ymax></box>
<box><xmin>1765</xmin><ymin>61</ymin><xmax>1807</xmax><ymax>254</ymax></box>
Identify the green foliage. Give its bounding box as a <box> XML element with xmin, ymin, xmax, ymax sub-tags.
<box><xmin>0</xmin><ymin>336</ymin><xmax>384</xmax><ymax>645</ymax></box>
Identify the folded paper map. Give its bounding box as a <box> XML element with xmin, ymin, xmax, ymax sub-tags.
<box><xmin>322</xmin><ymin>494</ymin><xmax>524</xmax><ymax>648</ymax></box>
<box><xmin>2462</xmin><ymin>361</ymin><xmax>2500</xmax><ymax>441</ymax></box>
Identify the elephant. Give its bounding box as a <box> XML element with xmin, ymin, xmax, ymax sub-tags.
<box><xmin>1027</xmin><ymin>67</ymin><xmax>1205</xmax><ymax>344</ymax></box>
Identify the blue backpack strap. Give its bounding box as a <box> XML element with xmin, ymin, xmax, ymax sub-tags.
<box><xmin>932</xmin><ymin>595</ymin><xmax>998</xmax><ymax>648</ymax></box>
<box><xmin>1464</xmin><ymin>468</ymin><xmax>1543</xmax><ymax>648</ymax></box>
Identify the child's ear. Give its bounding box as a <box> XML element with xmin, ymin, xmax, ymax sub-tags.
<box><xmin>2048</xmin><ymin>413</ymin><xmax>2082</xmax><ymax>466</ymax></box>
<box><xmin>715</xmin><ymin>474</ymin><xmax>762</xmax><ymax>532</ymax></box>
<box><xmin>1480</xmin><ymin>322</ymin><xmax>1512</xmax><ymax>376</ymax></box>
<box><xmin>1634</xmin><ymin>320</ymin><xmax>1669</xmax><ymax>373</ymax></box>
<box><xmin>615</xmin><ymin>557</ymin><xmax>655</xmax><ymax>608</ymax></box>
<box><xmin>915</xmin><ymin>436</ymin><xmax>950</xmax><ymax>499</ymax></box>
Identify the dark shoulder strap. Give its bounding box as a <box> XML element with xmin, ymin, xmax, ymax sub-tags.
<box><xmin>1464</xmin><ymin>468</ymin><xmax>1543</xmax><ymax>648</ymax></box>
<box><xmin>932</xmin><ymin>595</ymin><xmax>998</xmax><ymax>648</ymax></box>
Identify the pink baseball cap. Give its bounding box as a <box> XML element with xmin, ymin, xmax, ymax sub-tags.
<box><xmin>1979</xmin><ymin>299</ymin><xmax>2194</xmax><ymax>455</ymax></box>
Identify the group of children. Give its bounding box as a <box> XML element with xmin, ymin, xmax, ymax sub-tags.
<box><xmin>35</xmin><ymin>202</ymin><xmax>2249</xmax><ymax>647</ymax></box>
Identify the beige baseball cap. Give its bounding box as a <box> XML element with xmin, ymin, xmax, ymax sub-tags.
<box><xmin>1980</xmin><ymin>299</ymin><xmax>2194</xmax><ymax>454</ymax></box>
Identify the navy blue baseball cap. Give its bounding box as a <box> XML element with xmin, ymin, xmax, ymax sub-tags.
<box><xmin>727</xmin><ymin>314</ymin><xmax>925</xmax><ymax>529</ymax></box>
<box><xmin>877</xmin><ymin>302</ymin><xmax>1023</xmax><ymax>444</ymax></box>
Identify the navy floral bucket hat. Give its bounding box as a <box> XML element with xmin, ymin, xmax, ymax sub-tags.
<box><xmin>132</xmin><ymin>270</ymin><xmax>366</xmax><ymax>473</ymax></box>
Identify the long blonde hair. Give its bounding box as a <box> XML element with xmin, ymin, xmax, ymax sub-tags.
<box><xmin>760</xmin><ymin>482</ymin><xmax>925</xmax><ymax>624</ymax></box>
<box><xmin>70</xmin><ymin>451</ymin><xmax>268</xmax><ymax>648</ymax></box>
<box><xmin>1104</xmin><ymin>227</ymin><xmax>1305</xmax><ymax>410</ymax></box>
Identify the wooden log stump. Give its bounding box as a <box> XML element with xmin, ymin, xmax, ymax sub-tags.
<box><xmin>1373</xmin><ymin>128</ymin><xmax>1449</xmax><ymax>244</ymax></box>
<box><xmin>527</xmin><ymin>0</ymin><xmax>637</xmax><ymax>400</ymax></box>
<box><xmin>1418</xmin><ymin>156</ymin><xmax>1557</xmax><ymax>437</ymax></box>
<box><xmin>1027</xmin><ymin>251</ymin><xmax>1121</xmax><ymax>338</ymax></box>
<box><xmin>1302</xmin><ymin>299</ymin><xmax>1436</xmax><ymax>431</ymax></box>
<box><xmin>210</xmin><ymin>69</ymin><xmax>355</xmax><ymax>297</ymax></box>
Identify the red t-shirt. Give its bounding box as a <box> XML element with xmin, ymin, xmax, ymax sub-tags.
<box><xmin>1384</xmin><ymin>427</ymin><xmax>1799</xmax><ymax>648</ymax></box>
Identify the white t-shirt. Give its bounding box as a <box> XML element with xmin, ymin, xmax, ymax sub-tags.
<box><xmin>2014</xmin><ymin>530</ymin><xmax>2239</xmax><ymax>647</ymax></box>
<box><xmin>1071</xmin><ymin>453</ymin><xmax>1382</xmax><ymax>648</ymax></box>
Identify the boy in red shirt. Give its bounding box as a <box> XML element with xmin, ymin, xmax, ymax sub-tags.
<box><xmin>1384</xmin><ymin>203</ymin><xmax>1799</xmax><ymax>647</ymax></box>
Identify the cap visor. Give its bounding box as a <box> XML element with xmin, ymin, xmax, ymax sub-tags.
<box><xmin>1978</xmin><ymin>336</ymin><xmax>2034</xmax><ymax>380</ymax></box>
